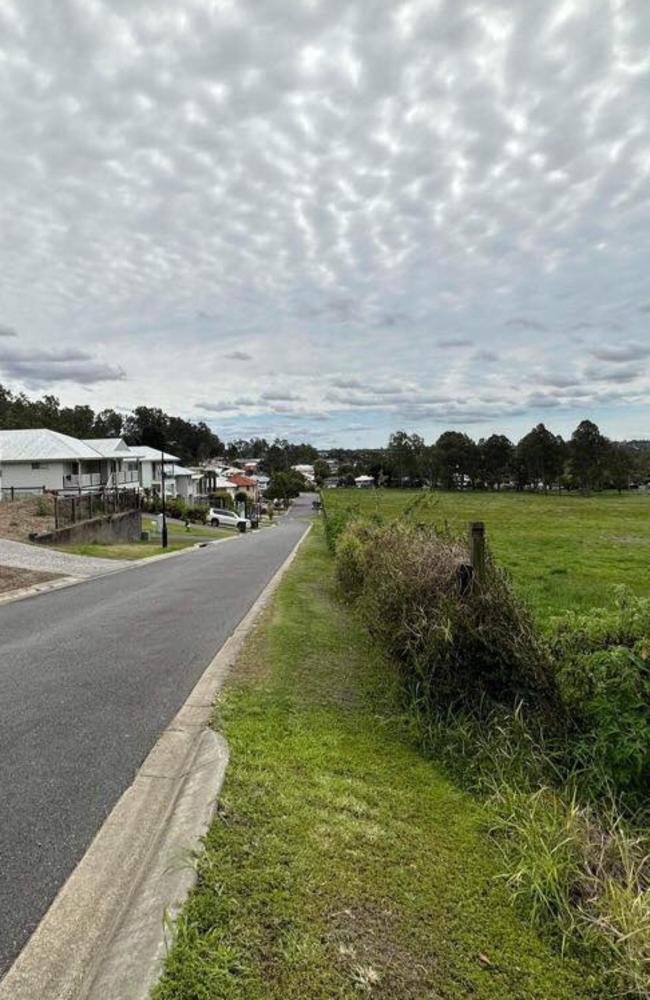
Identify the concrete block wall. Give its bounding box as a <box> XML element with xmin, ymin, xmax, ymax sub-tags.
<box><xmin>32</xmin><ymin>510</ymin><xmax>142</xmax><ymax>546</ymax></box>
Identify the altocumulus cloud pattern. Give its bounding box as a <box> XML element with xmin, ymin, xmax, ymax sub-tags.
<box><xmin>0</xmin><ymin>0</ymin><xmax>649</xmax><ymax>445</ymax></box>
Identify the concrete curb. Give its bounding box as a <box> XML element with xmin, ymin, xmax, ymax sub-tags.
<box><xmin>0</xmin><ymin>521</ymin><xmax>311</xmax><ymax>1000</ymax></box>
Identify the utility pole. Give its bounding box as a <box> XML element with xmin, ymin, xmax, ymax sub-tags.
<box><xmin>160</xmin><ymin>449</ymin><xmax>168</xmax><ymax>549</ymax></box>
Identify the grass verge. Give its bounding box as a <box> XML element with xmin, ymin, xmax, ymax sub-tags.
<box><xmin>53</xmin><ymin>540</ymin><xmax>196</xmax><ymax>560</ymax></box>
<box><xmin>153</xmin><ymin>527</ymin><xmax>607</xmax><ymax>999</ymax></box>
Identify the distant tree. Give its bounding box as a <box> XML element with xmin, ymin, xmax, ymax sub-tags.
<box><xmin>569</xmin><ymin>419</ymin><xmax>609</xmax><ymax>492</ymax></box>
<box><xmin>58</xmin><ymin>405</ymin><xmax>95</xmax><ymax>438</ymax></box>
<box><xmin>606</xmin><ymin>442</ymin><xmax>634</xmax><ymax>493</ymax></box>
<box><xmin>478</xmin><ymin>434</ymin><xmax>515</xmax><ymax>489</ymax></box>
<box><xmin>264</xmin><ymin>470</ymin><xmax>307</xmax><ymax>501</ymax></box>
<box><xmin>92</xmin><ymin>408</ymin><xmax>124</xmax><ymax>438</ymax></box>
<box><xmin>434</xmin><ymin>431</ymin><xmax>479</xmax><ymax>489</ymax></box>
<box><xmin>516</xmin><ymin>424</ymin><xmax>566</xmax><ymax>489</ymax></box>
<box><xmin>387</xmin><ymin>430</ymin><xmax>424</xmax><ymax>485</ymax></box>
<box><xmin>313</xmin><ymin>459</ymin><xmax>330</xmax><ymax>485</ymax></box>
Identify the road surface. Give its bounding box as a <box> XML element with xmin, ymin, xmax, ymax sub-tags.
<box><xmin>0</xmin><ymin>497</ymin><xmax>312</xmax><ymax>977</ymax></box>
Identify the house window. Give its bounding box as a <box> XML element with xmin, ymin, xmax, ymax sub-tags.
<box><xmin>31</xmin><ymin>462</ymin><xmax>49</xmax><ymax>470</ymax></box>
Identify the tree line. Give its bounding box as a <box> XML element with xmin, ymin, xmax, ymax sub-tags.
<box><xmin>0</xmin><ymin>383</ymin><xmax>319</xmax><ymax>470</ymax></box>
<box><xmin>330</xmin><ymin>421</ymin><xmax>650</xmax><ymax>493</ymax></box>
<box><xmin>0</xmin><ymin>385</ymin><xmax>222</xmax><ymax>464</ymax></box>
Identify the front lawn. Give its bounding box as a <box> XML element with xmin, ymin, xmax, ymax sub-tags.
<box><xmin>153</xmin><ymin>528</ymin><xmax>606</xmax><ymax>1000</ymax></box>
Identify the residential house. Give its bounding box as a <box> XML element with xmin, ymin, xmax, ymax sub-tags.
<box><xmin>127</xmin><ymin>445</ymin><xmax>181</xmax><ymax>495</ymax></box>
<box><xmin>354</xmin><ymin>475</ymin><xmax>375</xmax><ymax>488</ymax></box>
<box><xmin>82</xmin><ymin>438</ymin><xmax>141</xmax><ymax>489</ymax></box>
<box><xmin>227</xmin><ymin>472</ymin><xmax>259</xmax><ymax>502</ymax></box>
<box><xmin>0</xmin><ymin>428</ymin><xmax>111</xmax><ymax>496</ymax></box>
<box><xmin>292</xmin><ymin>464</ymin><xmax>315</xmax><ymax>484</ymax></box>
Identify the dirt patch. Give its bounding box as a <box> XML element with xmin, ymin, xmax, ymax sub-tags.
<box><xmin>0</xmin><ymin>496</ymin><xmax>56</xmax><ymax>541</ymax></box>
<box><xmin>0</xmin><ymin>564</ymin><xmax>63</xmax><ymax>596</ymax></box>
<box><xmin>326</xmin><ymin>901</ymin><xmax>444</xmax><ymax>999</ymax></box>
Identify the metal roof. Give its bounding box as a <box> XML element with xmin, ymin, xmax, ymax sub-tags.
<box><xmin>0</xmin><ymin>428</ymin><xmax>105</xmax><ymax>463</ymax></box>
<box><xmin>129</xmin><ymin>445</ymin><xmax>180</xmax><ymax>462</ymax></box>
<box><xmin>82</xmin><ymin>437</ymin><xmax>131</xmax><ymax>458</ymax></box>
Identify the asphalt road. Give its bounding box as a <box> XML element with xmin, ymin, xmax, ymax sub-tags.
<box><xmin>0</xmin><ymin>496</ymin><xmax>313</xmax><ymax>977</ymax></box>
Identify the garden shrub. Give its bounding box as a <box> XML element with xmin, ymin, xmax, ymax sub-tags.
<box><xmin>210</xmin><ymin>489</ymin><xmax>235</xmax><ymax>511</ymax></box>
<box><xmin>184</xmin><ymin>503</ymin><xmax>209</xmax><ymax>523</ymax></box>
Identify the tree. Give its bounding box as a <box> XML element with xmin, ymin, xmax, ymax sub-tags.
<box><xmin>264</xmin><ymin>470</ymin><xmax>308</xmax><ymax>501</ymax></box>
<box><xmin>92</xmin><ymin>408</ymin><xmax>124</xmax><ymax>437</ymax></box>
<box><xmin>516</xmin><ymin>424</ymin><xmax>566</xmax><ymax>489</ymax></box>
<box><xmin>387</xmin><ymin>431</ymin><xmax>424</xmax><ymax>485</ymax></box>
<box><xmin>606</xmin><ymin>442</ymin><xmax>634</xmax><ymax>493</ymax></box>
<box><xmin>434</xmin><ymin>431</ymin><xmax>479</xmax><ymax>489</ymax></box>
<box><xmin>479</xmin><ymin>434</ymin><xmax>515</xmax><ymax>489</ymax></box>
<box><xmin>569</xmin><ymin>420</ymin><xmax>608</xmax><ymax>492</ymax></box>
<box><xmin>313</xmin><ymin>459</ymin><xmax>330</xmax><ymax>485</ymax></box>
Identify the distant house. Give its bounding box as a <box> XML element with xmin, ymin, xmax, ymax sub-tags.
<box><xmin>227</xmin><ymin>472</ymin><xmax>258</xmax><ymax>500</ymax></box>
<box><xmin>354</xmin><ymin>475</ymin><xmax>375</xmax><ymax>489</ymax></box>
<box><xmin>292</xmin><ymin>464</ymin><xmax>315</xmax><ymax>484</ymax></box>
<box><xmin>126</xmin><ymin>445</ymin><xmax>180</xmax><ymax>496</ymax></box>
<box><xmin>0</xmin><ymin>428</ymin><xmax>119</xmax><ymax>496</ymax></box>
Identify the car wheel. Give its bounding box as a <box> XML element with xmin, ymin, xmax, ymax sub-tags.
<box><xmin>211</xmin><ymin>518</ymin><xmax>219</xmax><ymax>527</ymax></box>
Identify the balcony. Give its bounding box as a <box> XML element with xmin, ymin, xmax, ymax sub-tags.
<box><xmin>62</xmin><ymin>473</ymin><xmax>102</xmax><ymax>492</ymax></box>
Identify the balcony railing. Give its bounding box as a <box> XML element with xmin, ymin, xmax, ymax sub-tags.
<box><xmin>62</xmin><ymin>473</ymin><xmax>102</xmax><ymax>491</ymax></box>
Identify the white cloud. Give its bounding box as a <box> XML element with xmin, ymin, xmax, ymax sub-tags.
<box><xmin>0</xmin><ymin>0</ymin><xmax>648</xmax><ymax>442</ymax></box>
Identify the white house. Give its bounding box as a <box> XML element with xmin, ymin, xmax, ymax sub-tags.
<box><xmin>354</xmin><ymin>475</ymin><xmax>375</xmax><ymax>488</ymax></box>
<box><xmin>126</xmin><ymin>445</ymin><xmax>180</xmax><ymax>494</ymax></box>
<box><xmin>0</xmin><ymin>428</ymin><xmax>110</xmax><ymax>495</ymax></box>
<box><xmin>292</xmin><ymin>464</ymin><xmax>315</xmax><ymax>484</ymax></box>
<box><xmin>82</xmin><ymin>438</ymin><xmax>141</xmax><ymax>489</ymax></box>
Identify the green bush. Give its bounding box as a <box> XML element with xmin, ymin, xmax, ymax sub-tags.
<box><xmin>184</xmin><ymin>503</ymin><xmax>209</xmax><ymax>523</ymax></box>
<box><xmin>550</xmin><ymin>588</ymin><xmax>650</xmax><ymax>659</ymax></box>
<box><xmin>210</xmin><ymin>490</ymin><xmax>234</xmax><ymax>511</ymax></box>
<box><xmin>336</xmin><ymin>520</ymin><xmax>558</xmax><ymax>713</ymax></box>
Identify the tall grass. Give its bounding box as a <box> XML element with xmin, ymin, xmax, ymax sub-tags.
<box><xmin>332</xmin><ymin>513</ymin><xmax>650</xmax><ymax>997</ymax></box>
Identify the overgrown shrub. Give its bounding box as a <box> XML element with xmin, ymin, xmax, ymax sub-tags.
<box><xmin>337</xmin><ymin>520</ymin><xmax>557</xmax><ymax>712</ymax></box>
<box><xmin>551</xmin><ymin>592</ymin><xmax>650</xmax><ymax>800</ymax></box>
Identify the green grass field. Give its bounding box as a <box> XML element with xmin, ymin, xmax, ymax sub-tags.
<box><xmin>323</xmin><ymin>489</ymin><xmax>650</xmax><ymax>622</ymax></box>
<box><xmin>153</xmin><ymin>528</ymin><xmax>606</xmax><ymax>1000</ymax></box>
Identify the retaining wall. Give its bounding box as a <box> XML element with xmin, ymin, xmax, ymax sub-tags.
<box><xmin>31</xmin><ymin>510</ymin><xmax>142</xmax><ymax>546</ymax></box>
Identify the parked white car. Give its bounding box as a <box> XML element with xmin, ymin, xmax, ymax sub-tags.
<box><xmin>206</xmin><ymin>506</ymin><xmax>250</xmax><ymax>531</ymax></box>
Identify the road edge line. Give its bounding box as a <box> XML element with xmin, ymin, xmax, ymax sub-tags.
<box><xmin>0</xmin><ymin>521</ymin><xmax>312</xmax><ymax>1000</ymax></box>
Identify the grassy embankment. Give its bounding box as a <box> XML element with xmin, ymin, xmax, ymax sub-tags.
<box><xmin>153</xmin><ymin>526</ymin><xmax>607</xmax><ymax>1000</ymax></box>
<box><xmin>324</xmin><ymin>488</ymin><xmax>650</xmax><ymax>623</ymax></box>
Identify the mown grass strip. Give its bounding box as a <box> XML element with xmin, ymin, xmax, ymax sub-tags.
<box><xmin>153</xmin><ymin>527</ymin><xmax>606</xmax><ymax>999</ymax></box>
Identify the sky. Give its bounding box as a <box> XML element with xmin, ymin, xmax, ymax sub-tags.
<box><xmin>0</xmin><ymin>0</ymin><xmax>649</xmax><ymax>448</ymax></box>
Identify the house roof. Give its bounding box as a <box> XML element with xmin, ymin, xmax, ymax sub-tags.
<box><xmin>127</xmin><ymin>445</ymin><xmax>179</xmax><ymax>462</ymax></box>
<box><xmin>228</xmin><ymin>473</ymin><xmax>257</xmax><ymax>487</ymax></box>
<box><xmin>168</xmin><ymin>464</ymin><xmax>194</xmax><ymax>477</ymax></box>
<box><xmin>82</xmin><ymin>437</ymin><xmax>131</xmax><ymax>458</ymax></box>
<box><xmin>0</xmin><ymin>428</ymin><xmax>105</xmax><ymax>463</ymax></box>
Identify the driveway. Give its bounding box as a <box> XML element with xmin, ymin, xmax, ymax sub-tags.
<box><xmin>0</xmin><ymin>538</ymin><xmax>130</xmax><ymax>577</ymax></box>
<box><xmin>0</xmin><ymin>495</ymin><xmax>313</xmax><ymax>977</ymax></box>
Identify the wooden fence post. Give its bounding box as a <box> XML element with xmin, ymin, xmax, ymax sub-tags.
<box><xmin>469</xmin><ymin>521</ymin><xmax>486</xmax><ymax>585</ymax></box>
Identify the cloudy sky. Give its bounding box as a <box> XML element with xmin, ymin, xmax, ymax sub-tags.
<box><xmin>0</xmin><ymin>0</ymin><xmax>649</xmax><ymax>447</ymax></box>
